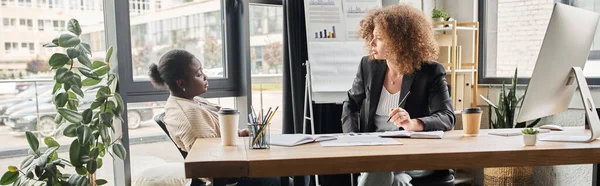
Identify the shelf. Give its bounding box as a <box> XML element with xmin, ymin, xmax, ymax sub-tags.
<box><xmin>433</xmin><ymin>26</ymin><xmax>478</xmax><ymax>32</ymax></box>
<box><xmin>454</xmin><ymin>110</ymin><xmax>462</xmax><ymax>114</ymax></box>
<box><xmin>446</xmin><ymin>69</ymin><xmax>477</xmax><ymax>73</ymax></box>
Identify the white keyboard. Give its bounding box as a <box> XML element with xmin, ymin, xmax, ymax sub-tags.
<box><xmin>539</xmin><ymin>135</ymin><xmax>592</xmax><ymax>142</ymax></box>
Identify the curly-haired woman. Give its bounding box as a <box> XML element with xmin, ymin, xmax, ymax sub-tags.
<box><xmin>341</xmin><ymin>4</ymin><xmax>455</xmax><ymax>186</ymax></box>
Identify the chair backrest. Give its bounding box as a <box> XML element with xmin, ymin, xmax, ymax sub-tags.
<box><xmin>154</xmin><ymin>112</ymin><xmax>188</xmax><ymax>158</ymax></box>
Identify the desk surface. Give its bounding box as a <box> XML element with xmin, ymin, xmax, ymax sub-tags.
<box><xmin>185</xmin><ymin>127</ymin><xmax>600</xmax><ymax>178</ymax></box>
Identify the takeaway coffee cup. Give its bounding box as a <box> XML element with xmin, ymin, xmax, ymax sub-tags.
<box><xmin>218</xmin><ymin>108</ymin><xmax>239</xmax><ymax>146</ymax></box>
<box><xmin>462</xmin><ymin>107</ymin><xmax>483</xmax><ymax>136</ymax></box>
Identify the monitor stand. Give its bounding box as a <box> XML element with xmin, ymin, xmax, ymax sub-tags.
<box><xmin>539</xmin><ymin>67</ymin><xmax>600</xmax><ymax>143</ymax></box>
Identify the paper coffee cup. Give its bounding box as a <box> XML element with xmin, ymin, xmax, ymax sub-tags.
<box><xmin>462</xmin><ymin>107</ymin><xmax>482</xmax><ymax>137</ymax></box>
<box><xmin>218</xmin><ymin>108</ymin><xmax>239</xmax><ymax>146</ymax></box>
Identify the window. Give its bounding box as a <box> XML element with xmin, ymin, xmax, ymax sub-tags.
<box><xmin>129</xmin><ymin>1</ymin><xmax>225</xmax><ymax>81</ymax></box>
<box><xmin>38</xmin><ymin>20</ymin><xmax>44</xmax><ymax>31</ymax></box>
<box><xmin>249</xmin><ymin>4</ymin><xmax>284</xmax><ymax>134</ymax></box>
<box><xmin>27</xmin><ymin>19</ymin><xmax>33</xmax><ymax>30</ymax></box>
<box><xmin>0</xmin><ymin>2</ymin><xmax>109</xmax><ymax>183</ymax></box>
<box><xmin>2</xmin><ymin>18</ymin><xmax>9</xmax><ymax>27</ymax></box>
<box><xmin>482</xmin><ymin>0</ymin><xmax>600</xmax><ymax>81</ymax></box>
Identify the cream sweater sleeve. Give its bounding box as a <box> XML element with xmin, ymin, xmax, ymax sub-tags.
<box><xmin>164</xmin><ymin>96</ymin><xmax>221</xmax><ymax>152</ymax></box>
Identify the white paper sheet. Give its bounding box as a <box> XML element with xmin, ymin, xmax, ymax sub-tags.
<box><xmin>320</xmin><ymin>135</ymin><xmax>403</xmax><ymax>147</ymax></box>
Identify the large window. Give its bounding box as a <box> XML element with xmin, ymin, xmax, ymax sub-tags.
<box><xmin>249</xmin><ymin>4</ymin><xmax>283</xmax><ymax>134</ymax></box>
<box><xmin>482</xmin><ymin>0</ymin><xmax>600</xmax><ymax>81</ymax></box>
<box><xmin>128</xmin><ymin>0</ymin><xmax>225</xmax><ymax>81</ymax></box>
<box><xmin>0</xmin><ymin>0</ymin><xmax>107</xmax><ymax>181</ymax></box>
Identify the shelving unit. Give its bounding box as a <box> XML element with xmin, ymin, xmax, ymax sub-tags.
<box><xmin>433</xmin><ymin>20</ymin><xmax>479</xmax><ymax>113</ymax></box>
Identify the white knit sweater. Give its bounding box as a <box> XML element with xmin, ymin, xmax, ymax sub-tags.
<box><xmin>164</xmin><ymin>96</ymin><xmax>221</xmax><ymax>152</ymax></box>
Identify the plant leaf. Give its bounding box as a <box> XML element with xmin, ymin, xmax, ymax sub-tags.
<box><xmin>67</xmin><ymin>48</ymin><xmax>80</xmax><ymax>59</ymax></box>
<box><xmin>112</xmin><ymin>143</ymin><xmax>127</xmax><ymax>160</ymax></box>
<box><xmin>49</xmin><ymin>53</ymin><xmax>69</xmax><ymax>68</ymax></box>
<box><xmin>86</xmin><ymin>160</ymin><xmax>97</xmax><ymax>174</ymax></box>
<box><xmin>44</xmin><ymin>137</ymin><xmax>60</xmax><ymax>148</ymax></box>
<box><xmin>92</xmin><ymin>61</ymin><xmax>105</xmax><ymax>69</ymax></box>
<box><xmin>63</xmin><ymin>124</ymin><xmax>78</xmax><ymax>137</ymax></box>
<box><xmin>77</xmin><ymin>125</ymin><xmax>92</xmax><ymax>146</ymax></box>
<box><xmin>96</xmin><ymin>158</ymin><xmax>103</xmax><ymax>169</ymax></box>
<box><xmin>82</xmin><ymin>78</ymin><xmax>101</xmax><ymax>86</ymax></box>
<box><xmin>58</xmin><ymin>34</ymin><xmax>80</xmax><ymax>48</ymax></box>
<box><xmin>77</xmin><ymin>54</ymin><xmax>93</xmax><ymax>69</ymax></box>
<box><xmin>77</xmin><ymin>67</ymin><xmax>98</xmax><ymax>80</ymax></box>
<box><xmin>100</xmin><ymin>112</ymin><xmax>114</xmax><ymax>127</ymax></box>
<box><xmin>91</xmin><ymin>101</ymin><xmax>102</xmax><ymax>110</ymax></box>
<box><xmin>93</xmin><ymin>66</ymin><xmax>108</xmax><ymax>76</ymax></box>
<box><xmin>76</xmin><ymin>43</ymin><xmax>91</xmax><ymax>56</ymax></box>
<box><xmin>82</xmin><ymin>109</ymin><xmax>93</xmax><ymax>124</ymax></box>
<box><xmin>55</xmin><ymin>68</ymin><xmax>73</xmax><ymax>84</ymax></box>
<box><xmin>96</xmin><ymin>179</ymin><xmax>107</xmax><ymax>185</ymax></box>
<box><xmin>67</xmin><ymin>19</ymin><xmax>82</xmax><ymax>36</ymax></box>
<box><xmin>114</xmin><ymin>93</ymin><xmax>124</xmax><ymax>115</ymax></box>
<box><xmin>52</xmin><ymin>83</ymin><xmax>62</xmax><ymax>94</ymax></box>
<box><xmin>25</xmin><ymin>131</ymin><xmax>39</xmax><ymax>152</ymax></box>
<box><xmin>54</xmin><ymin>92</ymin><xmax>68</xmax><ymax>107</ymax></box>
<box><xmin>75</xmin><ymin>166</ymin><xmax>87</xmax><ymax>175</ymax></box>
<box><xmin>72</xmin><ymin>87</ymin><xmax>84</xmax><ymax>98</ymax></box>
<box><xmin>20</xmin><ymin>155</ymin><xmax>34</xmax><ymax>169</ymax></box>
<box><xmin>0</xmin><ymin>171</ymin><xmax>18</xmax><ymax>185</ymax></box>
<box><xmin>58</xmin><ymin>108</ymin><xmax>82</xmax><ymax>124</ymax></box>
<box><xmin>105</xmin><ymin>46</ymin><xmax>114</xmax><ymax>63</ymax></box>
<box><xmin>70</xmin><ymin>140</ymin><xmax>81</xmax><ymax>167</ymax></box>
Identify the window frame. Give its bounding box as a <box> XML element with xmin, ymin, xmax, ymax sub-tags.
<box><xmin>478</xmin><ymin>0</ymin><xmax>600</xmax><ymax>85</ymax></box>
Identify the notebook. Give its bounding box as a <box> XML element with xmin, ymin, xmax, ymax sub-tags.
<box><xmin>270</xmin><ymin>134</ymin><xmax>338</xmax><ymax>147</ymax></box>
<box><xmin>379</xmin><ymin>131</ymin><xmax>445</xmax><ymax>139</ymax></box>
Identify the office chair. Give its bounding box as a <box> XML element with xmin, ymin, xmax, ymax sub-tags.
<box><xmin>156</xmin><ymin>112</ymin><xmax>287</xmax><ymax>186</ymax></box>
<box><xmin>154</xmin><ymin>112</ymin><xmax>207</xmax><ymax>186</ymax></box>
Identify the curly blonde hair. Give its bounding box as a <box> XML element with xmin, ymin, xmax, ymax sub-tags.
<box><xmin>359</xmin><ymin>3</ymin><xmax>439</xmax><ymax>74</ymax></box>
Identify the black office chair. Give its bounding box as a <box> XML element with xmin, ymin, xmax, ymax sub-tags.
<box><xmin>154</xmin><ymin>112</ymin><xmax>206</xmax><ymax>186</ymax></box>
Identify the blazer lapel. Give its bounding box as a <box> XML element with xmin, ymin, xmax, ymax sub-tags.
<box><xmin>399</xmin><ymin>72</ymin><xmax>416</xmax><ymax>108</ymax></box>
<box><xmin>368</xmin><ymin>62</ymin><xmax>386</xmax><ymax>129</ymax></box>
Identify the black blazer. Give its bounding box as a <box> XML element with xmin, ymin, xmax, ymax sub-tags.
<box><xmin>342</xmin><ymin>56</ymin><xmax>455</xmax><ymax>133</ymax></box>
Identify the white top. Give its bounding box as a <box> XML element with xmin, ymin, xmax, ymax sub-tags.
<box><xmin>374</xmin><ymin>86</ymin><xmax>401</xmax><ymax>132</ymax></box>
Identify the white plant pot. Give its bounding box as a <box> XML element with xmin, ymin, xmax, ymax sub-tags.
<box><xmin>523</xmin><ymin>134</ymin><xmax>537</xmax><ymax>146</ymax></box>
<box><xmin>433</xmin><ymin>17</ymin><xmax>445</xmax><ymax>28</ymax></box>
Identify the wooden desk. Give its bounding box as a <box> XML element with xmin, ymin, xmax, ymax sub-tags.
<box><xmin>185</xmin><ymin>127</ymin><xmax>600</xmax><ymax>181</ymax></box>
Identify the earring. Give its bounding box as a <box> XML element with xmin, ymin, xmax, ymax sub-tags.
<box><xmin>182</xmin><ymin>87</ymin><xmax>186</xmax><ymax>92</ymax></box>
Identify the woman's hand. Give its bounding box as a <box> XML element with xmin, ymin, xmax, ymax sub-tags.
<box><xmin>389</xmin><ymin>108</ymin><xmax>424</xmax><ymax>132</ymax></box>
<box><xmin>238</xmin><ymin>128</ymin><xmax>250</xmax><ymax>137</ymax></box>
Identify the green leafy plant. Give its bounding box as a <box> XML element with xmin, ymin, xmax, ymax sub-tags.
<box><xmin>0</xmin><ymin>18</ymin><xmax>126</xmax><ymax>186</ymax></box>
<box><xmin>480</xmin><ymin>68</ymin><xmax>541</xmax><ymax>129</ymax></box>
<box><xmin>521</xmin><ymin>128</ymin><xmax>539</xmax><ymax>135</ymax></box>
<box><xmin>432</xmin><ymin>8</ymin><xmax>450</xmax><ymax>20</ymax></box>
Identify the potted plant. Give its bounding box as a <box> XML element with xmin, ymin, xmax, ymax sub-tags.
<box><xmin>0</xmin><ymin>19</ymin><xmax>126</xmax><ymax>186</ymax></box>
<box><xmin>479</xmin><ymin>68</ymin><xmax>541</xmax><ymax>186</ymax></box>
<box><xmin>521</xmin><ymin>128</ymin><xmax>539</xmax><ymax>146</ymax></box>
<box><xmin>432</xmin><ymin>8</ymin><xmax>449</xmax><ymax>28</ymax></box>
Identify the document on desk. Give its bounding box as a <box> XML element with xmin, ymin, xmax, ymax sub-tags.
<box><xmin>379</xmin><ymin>131</ymin><xmax>444</xmax><ymax>139</ymax></box>
<box><xmin>320</xmin><ymin>135</ymin><xmax>402</xmax><ymax>147</ymax></box>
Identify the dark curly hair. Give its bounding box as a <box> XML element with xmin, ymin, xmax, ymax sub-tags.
<box><xmin>359</xmin><ymin>3</ymin><xmax>439</xmax><ymax>74</ymax></box>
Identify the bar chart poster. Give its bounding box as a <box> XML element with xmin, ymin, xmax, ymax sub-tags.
<box><xmin>305</xmin><ymin>0</ymin><xmax>345</xmax><ymax>41</ymax></box>
<box><xmin>343</xmin><ymin>0</ymin><xmax>382</xmax><ymax>41</ymax></box>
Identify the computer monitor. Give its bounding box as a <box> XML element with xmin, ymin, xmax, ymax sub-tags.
<box><xmin>516</xmin><ymin>3</ymin><xmax>600</xmax><ymax>142</ymax></box>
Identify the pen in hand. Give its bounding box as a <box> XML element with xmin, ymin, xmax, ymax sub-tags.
<box><xmin>387</xmin><ymin>91</ymin><xmax>411</xmax><ymax>123</ymax></box>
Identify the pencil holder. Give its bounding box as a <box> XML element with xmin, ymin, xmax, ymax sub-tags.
<box><xmin>248</xmin><ymin>123</ymin><xmax>270</xmax><ymax>149</ymax></box>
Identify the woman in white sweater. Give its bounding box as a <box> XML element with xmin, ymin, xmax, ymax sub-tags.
<box><xmin>149</xmin><ymin>49</ymin><xmax>279</xmax><ymax>186</ymax></box>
